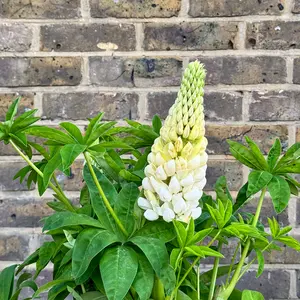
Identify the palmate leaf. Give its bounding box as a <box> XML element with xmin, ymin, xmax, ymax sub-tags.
<box><xmin>60</xmin><ymin>144</ymin><xmax>86</xmax><ymax>171</ymax></box>
<box><xmin>6</xmin><ymin>97</ymin><xmax>20</xmax><ymax>122</ymax></box>
<box><xmin>60</xmin><ymin>122</ymin><xmax>84</xmax><ymax>144</ymax></box>
<box><xmin>215</xmin><ymin>176</ymin><xmax>233</xmax><ymax>202</ymax></box>
<box><xmin>100</xmin><ymin>245</ymin><xmax>138</xmax><ymax>300</ymax></box>
<box><xmin>0</xmin><ymin>264</ymin><xmax>17</xmax><ymax>300</ymax></box>
<box><xmin>247</xmin><ymin>171</ymin><xmax>273</xmax><ymax>197</ymax></box>
<box><xmin>152</xmin><ymin>115</ymin><xmax>162</xmax><ymax>135</ymax></box>
<box><xmin>267</xmin><ymin>138</ymin><xmax>281</xmax><ymax>171</ymax></box>
<box><xmin>267</xmin><ymin>175</ymin><xmax>290</xmax><ymax>213</ymax></box>
<box><xmin>245</xmin><ymin>136</ymin><xmax>268</xmax><ymax>170</ymax></box>
<box><xmin>72</xmin><ymin>228</ymin><xmax>119</xmax><ymax>279</ymax></box>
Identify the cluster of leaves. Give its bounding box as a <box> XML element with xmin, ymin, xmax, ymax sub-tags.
<box><xmin>0</xmin><ymin>99</ymin><xmax>300</xmax><ymax>300</ymax></box>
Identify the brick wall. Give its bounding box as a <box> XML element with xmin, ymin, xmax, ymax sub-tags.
<box><xmin>0</xmin><ymin>0</ymin><xmax>300</xmax><ymax>298</ymax></box>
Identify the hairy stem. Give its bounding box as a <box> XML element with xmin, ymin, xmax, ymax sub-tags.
<box><xmin>208</xmin><ymin>242</ymin><xmax>223</xmax><ymax>300</ymax></box>
<box><xmin>217</xmin><ymin>188</ymin><xmax>267</xmax><ymax>299</ymax></box>
<box><xmin>10</xmin><ymin>139</ymin><xmax>75</xmax><ymax>212</ymax></box>
<box><xmin>84</xmin><ymin>152</ymin><xmax>128</xmax><ymax>237</ymax></box>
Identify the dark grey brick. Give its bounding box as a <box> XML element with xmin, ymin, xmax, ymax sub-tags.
<box><xmin>144</xmin><ymin>22</ymin><xmax>239</xmax><ymax>51</ymax></box>
<box><xmin>294</xmin><ymin>58</ymin><xmax>300</xmax><ymax>84</ymax></box>
<box><xmin>250</xmin><ymin>90</ymin><xmax>300</xmax><ymax>121</ymax></box>
<box><xmin>0</xmin><ymin>57</ymin><xmax>82</xmax><ymax>87</ymax></box>
<box><xmin>246</xmin><ymin>21</ymin><xmax>300</xmax><ymax>50</ymax></box>
<box><xmin>42</xmin><ymin>92</ymin><xmax>139</xmax><ymax>121</ymax></box>
<box><xmin>40</xmin><ymin>24</ymin><xmax>136</xmax><ymax>52</ymax></box>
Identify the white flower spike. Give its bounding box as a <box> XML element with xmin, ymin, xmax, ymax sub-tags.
<box><xmin>138</xmin><ymin>61</ymin><xmax>208</xmax><ymax>223</ymax></box>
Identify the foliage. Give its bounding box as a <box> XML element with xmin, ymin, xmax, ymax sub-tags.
<box><xmin>0</xmin><ymin>81</ymin><xmax>300</xmax><ymax>299</ymax></box>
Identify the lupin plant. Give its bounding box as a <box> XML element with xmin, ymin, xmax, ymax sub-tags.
<box><xmin>0</xmin><ymin>61</ymin><xmax>300</xmax><ymax>300</ymax></box>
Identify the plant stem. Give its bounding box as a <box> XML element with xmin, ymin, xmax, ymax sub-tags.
<box><xmin>197</xmin><ymin>264</ymin><xmax>201</xmax><ymax>300</ymax></box>
<box><xmin>84</xmin><ymin>152</ymin><xmax>128</xmax><ymax>237</ymax></box>
<box><xmin>9</xmin><ymin>139</ymin><xmax>75</xmax><ymax>212</ymax></box>
<box><xmin>217</xmin><ymin>188</ymin><xmax>267</xmax><ymax>300</ymax></box>
<box><xmin>81</xmin><ymin>284</ymin><xmax>86</xmax><ymax>294</ymax></box>
<box><xmin>208</xmin><ymin>242</ymin><xmax>223</xmax><ymax>300</ymax></box>
<box><xmin>52</xmin><ymin>175</ymin><xmax>64</xmax><ymax>195</ymax></box>
<box><xmin>225</xmin><ymin>241</ymin><xmax>240</xmax><ymax>286</ymax></box>
<box><xmin>207</xmin><ymin>229</ymin><xmax>222</xmax><ymax>247</ymax></box>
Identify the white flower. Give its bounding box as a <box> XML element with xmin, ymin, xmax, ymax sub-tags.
<box><xmin>155</xmin><ymin>153</ymin><xmax>165</xmax><ymax>166</ymax></box>
<box><xmin>142</xmin><ymin>177</ymin><xmax>154</xmax><ymax>192</ymax></box>
<box><xmin>156</xmin><ymin>165</ymin><xmax>168</xmax><ymax>181</ymax></box>
<box><xmin>162</xmin><ymin>203</ymin><xmax>175</xmax><ymax>222</ymax></box>
<box><xmin>191</xmin><ymin>207</ymin><xmax>202</xmax><ymax>219</ymax></box>
<box><xmin>172</xmin><ymin>194</ymin><xmax>187</xmax><ymax>214</ymax></box>
<box><xmin>180</xmin><ymin>174</ymin><xmax>194</xmax><ymax>187</ymax></box>
<box><xmin>144</xmin><ymin>164</ymin><xmax>156</xmax><ymax>177</ymax></box>
<box><xmin>194</xmin><ymin>178</ymin><xmax>207</xmax><ymax>190</ymax></box>
<box><xmin>184</xmin><ymin>187</ymin><xmax>202</xmax><ymax>202</ymax></box>
<box><xmin>158</xmin><ymin>187</ymin><xmax>172</xmax><ymax>202</ymax></box>
<box><xmin>138</xmin><ymin>197</ymin><xmax>152</xmax><ymax>210</ymax></box>
<box><xmin>144</xmin><ymin>209</ymin><xmax>159</xmax><ymax>221</ymax></box>
<box><xmin>164</xmin><ymin>159</ymin><xmax>176</xmax><ymax>176</ymax></box>
<box><xmin>169</xmin><ymin>176</ymin><xmax>181</xmax><ymax>194</ymax></box>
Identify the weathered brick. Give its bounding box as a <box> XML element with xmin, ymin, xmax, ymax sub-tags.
<box><xmin>0</xmin><ymin>162</ymin><xmax>35</xmax><ymax>191</ymax></box>
<box><xmin>42</xmin><ymin>92</ymin><xmax>139</xmax><ymax>121</ymax></box>
<box><xmin>206</xmin><ymin>125</ymin><xmax>289</xmax><ymax>155</ymax></box>
<box><xmin>196</xmin><ymin>56</ymin><xmax>287</xmax><ymax>85</ymax></box>
<box><xmin>189</xmin><ymin>0</ymin><xmax>284</xmax><ymax>17</ymax></box>
<box><xmin>0</xmin><ymin>57</ymin><xmax>81</xmax><ymax>87</ymax></box>
<box><xmin>236</xmin><ymin>270</ymin><xmax>290</xmax><ymax>299</ymax></box>
<box><xmin>293</xmin><ymin>1</ymin><xmax>300</xmax><ymax>13</ymax></box>
<box><xmin>250</xmin><ymin>90</ymin><xmax>300</xmax><ymax>121</ymax></box>
<box><xmin>0</xmin><ymin>93</ymin><xmax>34</xmax><ymax>121</ymax></box>
<box><xmin>56</xmin><ymin>160</ymin><xmax>84</xmax><ymax>191</ymax></box>
<box><xmin>242</xmin><ymin>197</ymin><xmax>289</xmax><ymax>227</ymax></box>
<box><xmin>204</xmin><ymin>91</ymin><xmax>243</xmax><ymax>121</ymax></box>
<box><xmin>89</xmin><ymin>57</ymin><xmax>182</xmax><ymax>87</ymax></box>
<box><xmin>205</xmin><ymin>160</ymin><xmax>243</xmax><ymax>191</ymax></box>
<box><xmin>294</xmin><ymin>58</ymin><xmax>300</xmax><ymax>84</ymax></box>
<box><xmin>40</xmin><ymin>24</ymin><xmax>136</xmax><ymax>52</ymax></box>
<box><xmin>0</xmin><ymin>198</ymin><xmax>51</xmax><ymax>227</ymax></box>
<box><xmin>144</xmin><ymin>23</ymin><xmax>238</xmax><ymax>51</ymax></box>
<box><xmin>146</xmin><ymin>91</ymin><xmax>243</xmax><ymax>121</ymax></box>
<box><xmin>246</xmin><ymin>21</ymin><xmax>300</xmax><ymax>50</ymax></box>
<box><xmin>0</xmin><ymin>233</ymin><xmax>33</xmax><ymax>261</ymax></box>
<box><xmin>0</xmin><ymin>24</ymin><xmax>32</xmax><ymax>52</ymax></box>
<box><xmin>296</xmin><ymin>201</ymin><xmax>300</xmax><ymax>225</ymax></box>
<box><xmin>0</xmin><ymin>0</ymin><xmax>80</xmax><ymax>19</ymax></box>
<box><xmin>90</xmin><ymin>0</ymin><xmax>180</xmax><ymax>18</ymax></box>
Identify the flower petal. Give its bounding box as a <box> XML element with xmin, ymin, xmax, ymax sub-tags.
<box><xmin>164</xmin><ymin>159</ymin><xmax>176</xmax><ymax>176</ymax></box>
<box><xmin>169</xmin><ymin>176</ymin><xmax>181</xmax><ymax>194</ymax></box>
<box><xmin>156</xmin><ymin>165</ymin><xmax>168</xmax><ymax>181</ymax></box>
<box><xmin>138</xmin><ymin>197</ymin><xmax>152</xmax><ymax>210</ymax></box>
<box><xmin>162</xmin><ymin>208</ymin><xmax>175</xmax><ymax>222</ymax></box>
<box><xmin>142</xmin><ymin>177</ymin><xmax>154</xmax><ymax>192</ymax></box>
<box><xmin>144</xmin><ymin>209</ymin><xmax>159</xmax><ymax>221</ymax></box>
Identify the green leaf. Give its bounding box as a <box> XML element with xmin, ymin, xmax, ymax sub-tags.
<box><xmin>170</xmin><ymin>248</ymin><xmax>181</xmax><ymax>269</ymax></box>
<box><xmin>0</xmin><ymin>264</ymin><xmax>17</xmax><ymax>300</ymax></box>
<box><xmin>177</xmin><ymin>290</ymin><xmax>193</xmax><ymax>300</ymax></box>
<box><xmin>47</xmin><ymin>201</ymin><xmax>68</xmax><ymax>212</ymax></box>
<box><xmin>184</xmin><ymin>246</ymin><xmax>224</xmax><ymax>258</ymax></box>
<box><xmin>134</xmin><ymin>221</ymin><xmax>175</xmax><ymax>243</ymax></box>
<box><xmin>215</xmin><ymin>176</ymin><xmax>233</xmax><ymax>202</ymax></box>
<box><xmin>35</xmin><ymin>242</ymin><xmax>56</xmax><ymax>278</ymax></box>
<box><xmin>132</xmin><ymin>253</ymin><xmax>154</xmax><ymax>300</ymax></box>
<box><xmin>268</xmin><ymin>217</ymin><xmax>280</xmax><ymax>238</ymax></box>
<box><xmin>241</xmin><ymin>290</ymin><xmax>264</xmax><ymax>300</ymax></box>
<box><xmin>233</xmin><ymin>182</ymin><xmax>249</xmax><ymax>213</ymax></box>
<box><xmin>130</xmin><ymin>236</ymin><xmax>175</xmax><ymax>294</ymax></box>
<box><xmin>25</xmin><ymin>126</ymin><xmax>74</xmax><ymax>144</ymax></box>
<box><xmin>278</xmin><ymin>225</ymin><xmax>292</xmax><ymax>236</ymax></box>
<box><xmin>6</xmin><ymin>97</ymin><xmax>20</xmax><ymax>121</ymax></box>
<box><xmin>67</xmin><ymin>286</ymin><xmax>83</xmax><ymax>300</ymax></box>
<box><xmin>200</xmin><ymin>264</ymin><xmax>240</xmax><ymax>284</ymax></box>
<box><xmin>275</xmin><ymin>143</ymin><xmax>300</xmax><ymax>170</ymax></box>
<box><xmin>152</xmin><ymin>115</ymin><xmax>162</xmax><ymax>135</ymax></box>
<box><xmin>114</xmin><ymin>183</ymin><xmax>139</xmax><ymax>235</ymax></box>
<box><xmin>173</xmin><ymin>220</ymin><xmax>187</xmax><ymax>247</ymax></box>
<box><xmin>16</xmin><ymin>272</ymin><xmax>32</xmax><ymax>288</ymax></box>
<box><xmin>90</xmin><ymin>141</ymin><xmax>133</xmax><ymax>150</ymax></box>
<box><xmin>86</xmin><ymin>121</ymin><xmax>117</xmax><ymax>146</ymax></box>
<box><xmin>224</xmin><ymin>223</ymin><xmax>267</xmax><ymax>242</ymax></box>
<box><xmin>11</xmin><ymin>117</ymin><xmax>40</xmax><ymax>133</ymax></box>
<box><xmin>287</xmin><ymin>180</ymin><xmax>298</xmax><ymax>196</ymax></box>
<box><xmin>119</xmin><ymin>169</ymin><xmax>141</xmax><ymax>182</ymax></box>
<box><xmin>206</xmin><ymin>204</ymin><xmax>225</xmax><ymax>229</ymax></box>
<box><xmin>17</xmin><ymin>249</ymin><xmax>39</xmax><ymax>275</ymax></box>
<box><xmin>28</xmin><ymin>142</ymin><xmax>50</xmax><ymax>159</ymax></box>
<box><xmin>43</xmin><ymin>212</ymin><xmax>102</xmax><ymax>232</ymax></box>
<box><xmin>82</xmin><ymin>292</ymin><xmax>107</xmax><ymax>300</ymax></box>
<box><xmin>186</xmin><ymin>218</ymin><xmax>195</xmax><ymax>244</ymax></box>
<box><xmin>83</xmin><ymin>165</ymin><xmax>118</xmax><ymax>233</ymax></box>
<box><xmin>33</xmin><ymin>279</ymin><xmax>73</xmax><ymax>298</ymax></box>
<box><xmin>245</xmin><ymin>136</ymin><xmax>268</xmax><ymax>170</ymax></box>
<box><xmin>187</xmin><ymin>228</ymin><xmax>213</xmax><ymax>245</ymax></box>
<box><xmin>72</xmin><ymin>228</ymin><xmax>119</xmax><ymax>279</ymax></box>
<box><xmin>60</xmin><ymin>144</ymin><xmax>86</xmax><ymax>171</ymax></box>
<box><xmin>60</xmin><ymin>122</ymin><xmax>84</xmax><ymax>144</ymax></box>
<box><xmin>255</xmin><ymin>249</ymin><xmax>264</xmax><ymax>277</ymax></box>
<box><xmin>227</xmin><ymin>140</ymin><xmax>262</xmax><ymax>170</ymax></box>
<box><xmin>100</xmin><ymin>245</ymin><xmax>138</xmax><ymax>300</ymax></box>
<box><xmin>247</xmin><ymin>171</ymin><xmax>273</xmax><ymax>197</ymax></box>
<box><xmin>11</xmin><ymin>280</ymin><xmax>38</xmax><ymax>300</ymax></box>
<box><xmin>267</xmin><ymin>175</ymin><xmax>290</xmax><ymax>213</ymax></box>
<box><xmin>43</xmin><ymin>151</ymin><xmax>62</xmax><ymax>187</ymax></box>
<box><xmin>276</xmin><ymin>236</ymin><xmax>300</xmax><ymax>251</ymax></box>
<box><xmin>267</xmin><ymin>139</ymin><xmax>281</xmax><ymax>171</ymax></box>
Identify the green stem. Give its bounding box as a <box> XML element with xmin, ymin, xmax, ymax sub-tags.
<box><xmin>84</xmin><ymin>152</ymin><xmax>128</xmax><ymax>237</ymax></box>
<box><xmin>52</xmin><ymin>175</ymin><xmax>64</xmax><ymax>195</ymax></box>
<box><xmin>9</xmin><ymin>139</ymin><xmax>75</xmax><ymax>212</ymax></box>
<box><xmin>217</xmin><ymin>188</ymin><xmax>267</xmax><ymax>300</ymax></box>
<box><xmin>81</xmin><ymin>284</ymin><xmax>86</xmax><ymax>294</ymax></box>
<box><xmin>208</xmin><ymin>242</ymin><xmax>223</xmax><ymax>300</ymax></box>
<box><xmin>225</xmin><ymin>241</ymin><xmax>240</xmax><ymax>286</ymax></box>
<box><xmin>197</xmin><ymin>264</ymin><xmax>201</xmax><ymax>300</ymax></box>
<box><xmin>207</xmin><ymin>229</ymin><xmax>222</xmax><ymax>247</ymax></box>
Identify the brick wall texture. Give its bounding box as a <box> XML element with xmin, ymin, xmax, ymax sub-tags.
<box><xmin>0</xmin><ymin>0</ymin><xmax>300</xmax><ymax>299</ymax></box>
